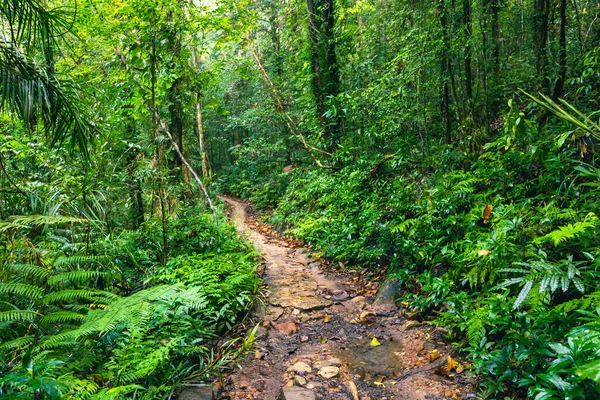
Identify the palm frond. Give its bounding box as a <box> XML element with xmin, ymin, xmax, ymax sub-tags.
<box><xmin>0</xmin><ymin>43</ymin><xmax>95</xmax><ymax>157</ymax></box>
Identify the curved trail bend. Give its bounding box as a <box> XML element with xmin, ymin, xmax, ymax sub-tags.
<box><xmin>219</xmin><ymin>196</ymin><xmax>473</xmax><ymax>400</ymax></box>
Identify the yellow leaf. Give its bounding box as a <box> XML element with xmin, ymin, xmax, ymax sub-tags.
<box><xmin>370</xmin><ymin>337</ymin><xmax>381</xmax><ymax>347</ymax></box>
<box><xmin>478</xmin><ymin>249</ymin><xmax>490</xmax><ymax>256</ymax></box>
<box><xmin>446</xmin><ymin>355</ymin><xmax>457</xmax><ymax>371</ymax></box>
<box><xmin>323</xmin><ymin>314</ymin><xmax>330</xmax><ymax>323</ymax></box>
<box><xmin>429</xmin><ymin>349</ymin><xmax>441</xmax><ymax>361</ymax></box>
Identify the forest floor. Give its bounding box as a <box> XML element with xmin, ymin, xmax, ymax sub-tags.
<box><xmin>216</xmin><ymin>196</ymin><xmax>476</xmax><ymax>400</ymax></box>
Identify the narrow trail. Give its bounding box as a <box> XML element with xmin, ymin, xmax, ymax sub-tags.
<box><xmin>218</xmin><ymin>197</ymin><xmax>474</xmax><ymax>400</ymax></box>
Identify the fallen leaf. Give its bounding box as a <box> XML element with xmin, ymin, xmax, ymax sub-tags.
<box><xmin>323</xmin><ymin>314</ymin><xmax>330</xmax><ymax>323</ymax></box>
<box><xmin>478</xmin><ymin>249</ymin><xmax>490</xmax><ymax>256</ymax></box>
<box><xmin>254</xmin><ymin>350</ymin><xmax>262</xmax><ymax>359</ymax></box>
<box><xmin>370</xmin><ymin>337</ymin><xmax>381</xmax><ymax>347</ymax></box>
<box><xmin>429</xmin><ymin>349</ymin><xmax>441</xmax><ymax>361</ymax></box>
<box><xmin>320</xmin><ymin>336</ymin><xmax>328</xmax><ymax>344</ymax></box>
<box><xmin>344</xmin><ymin>380</ymin><xmax>359</xmax><ymax>400</ymax></box>
<box><xmin>446</xmin><ymin>355</ymin><xmax>457</xmax><ymax>371</ymax></box>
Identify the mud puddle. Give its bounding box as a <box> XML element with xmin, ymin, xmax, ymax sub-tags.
<box><xmin>337</xmin><ymin>337</ymin><xmax>404</xmax><ymax>378</ymax></box>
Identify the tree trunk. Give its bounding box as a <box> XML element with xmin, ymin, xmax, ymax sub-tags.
<box><xmin>440</xmin><ymin>0</ymin><xmax>452</xmax><ymax>144</ymax></box>
<box><xmin>533</xmin><ymin>0</ymin><xmax>550</xmax><ymax>91</ymax></box>
<box><xmin>463</xmin><ymin>0</ymin><xmax>473</xmax><ymax>110</ymax></box>
<box><xmin>168</xmin><ymin>77</ymin><xmax>184</xmax><ymax>175</ymax></box>
<box><xmin>552</xmin><ymin>0</ymin><xmax>567</xmax><ymax>100</ymax></box>
<box><xmin>483</xmin><ymin>0</ymin><xmax>501</xmax><ymax>117</ymax></box>
<box><xmin>324</xmin><ymin>0</ymin><xmax>341</xmax><ymax>146</ymax></box>
<box><xmin>196</xmin><ymin>95</ymin><xmax>211</xmax><ymax>178</ymax></box>
<box><xmin>307</xmin><ymin>0</ymin><xmax>328</xmax><ymax>136</ymax></box>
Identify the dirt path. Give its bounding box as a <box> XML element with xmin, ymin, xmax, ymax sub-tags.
<box><xmin>218</xmin><ymin>197</ymin><xmax>475</xmax><ymax>400</ymax></box>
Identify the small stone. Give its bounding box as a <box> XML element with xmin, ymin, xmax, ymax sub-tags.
<box><xmin>349</xmin><ymin>296</ymin><xmax>366</xmax><ymax>303</ymax></box>
<box><xmin>317</xmin><ymin>366</ymin><xmax>339</xmax><ymax>379</ymax></box>
<box><xmin>275</xmin><ymin>322</ymin><xmax>298</xmax><ymax>335</ymax></box>
<box><xmin>294</xmin><ymin>375</ymin><xmax>307</xmax><ymax>386</ymax></box>
<box><xmin>280</xmin><ymin>386</ymin><xmax>316</xmax><ymax>400</ymax></box>
<box><xmin>328</xmin><ymin>358</ymin><xmax>342</xmax><ymax>366</ymax></box>
<box><xmin>300</xmin><ymin>335</ymin><xmax>309</xmax><ymax>342</ymax></box>
<box><xmin>178</xmin><ymin>385</ymin><xmax>218</xmax><ymax>400</ymax></box>
<box><xmin>313</xmin><ymin>360</ymin><xmax>333</xmax><ymax>370</ymax></box>
<box><xmin>287</xmin><ymin>362</ymin><xmax>312</xmax><ymax>373</ymax></box>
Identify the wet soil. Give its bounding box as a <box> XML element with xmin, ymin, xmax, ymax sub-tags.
<box><xmin>217</xmin><ymin>196</ymin><xmax>476</xmax><ymax>400</ymax></box>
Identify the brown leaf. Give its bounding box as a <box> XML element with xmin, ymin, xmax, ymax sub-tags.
<box><xmin>483</xmin><ymin>204</ymin><xmax>493</xmax><ymax>222</ymax></box>
<box><xmin>344</xmin><ymin>380</ymin><xmax>360</xmax><ymax>400</ymax></box>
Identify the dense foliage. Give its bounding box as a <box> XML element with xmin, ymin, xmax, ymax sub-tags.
<box><xmin>0</xmin><ymin>0</ymin><xmax>259</xmax><ymax>398</ymax></box>
<box><xmin>2</xmin><ymin>0</ymin><xmax>600</xmax><ymax>398</ymax></box>
<box><xmin>212</xmin><ymin>0</ymin><xmax>600</xmax><ymax>398</ymax></box>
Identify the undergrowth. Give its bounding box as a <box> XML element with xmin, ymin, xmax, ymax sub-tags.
<box><xmin>218</xmin><ymin>104</ymin><xmax>600</xmax><ymax>398</ymax></box>
<box><xmin>0</xmin><ymin>204</ymin><xmax>259</xmax><ymax>399</ymax></box>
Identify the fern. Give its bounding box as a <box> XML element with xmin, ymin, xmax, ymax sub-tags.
<box><xmin>0</xmin><ymin>215</ymin><xmax>90</xmax><ymax>232</ymax></box>
<box><xmin>90</xmin><ymin>384</ymin><xmax>145</xmax><ymax>400</ymax></box>
<box><xmin>0</xmin><ymin>310</ymin><xmax>38</xmax><ymax>321</ymax></box>
<box><xmin>554</xmin><ymin>291</ymin><xmax>600</xmax><ymax>313</ymax></box>
<box><xmin>39</xmin><ymin>311</ymin><xmax>86</xmax><ymax>324</ymax></box>
<box><xmin>2</xmin><ymin>263</ymin><xmax>49</xmax><ymax>280</ymax></box>
<box><xmin>48</xmin><ymin>270</ymin><xmax>108</xmax><ymax>287</ymax></box>
<box><xmin>535</xmin><ymin>213</ymin><xmax>598</xmax><ymax>246</ymax></box>
<box><xmin>0</xmin><ymin>335</ymin><xmax>34</xmax><ymax>351</ymax></box>
<box><xmin>54</xmin><ymin>255</ymin><xmax>109</xmax><ymax>267</ymax></box>
<box><xmin>0</xmin><ymin>283</ymin><xmax>45</xmax><ymax>298</ymax></box>
<box><xmin>43</xmin><ymin>289</ymin><xmax>117</xmax><ymax>304</ymax></box>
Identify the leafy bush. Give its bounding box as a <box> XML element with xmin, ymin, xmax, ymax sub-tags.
<box><xmin>0</xmin><ymin>204</ymin><xmax>259</xmax><ymax>399</ymax></box>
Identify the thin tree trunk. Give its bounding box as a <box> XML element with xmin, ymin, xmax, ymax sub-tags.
<box><xmin>154</xmin><ymin>110</ymin><xmax>218</xmax><ymax>224</ymax></box>
<box><xmin>440</xmin><ymin>0</ymin><xmax>452</xmax><ymax>144</ymax></box>
<box><xmin>168</xmin><ymin>77</ymin><xmax>185</xmax><ymax>175</ymax></box>
<box><xmin>534</xmin><ymin>0</ymin><xmax>550</xmax><ymax>91</ymax></box>
<box><xmin>151</xmin><ymin>39</ymin><xmax>169</xmax><ymax>264</ymax></box>
<box><xmin>463</xmin><ymin>0</ymin><xmax>473</xmax><ymax>111</ymax></box>
<box><xmin>196</xmin><ymin>95</ymin><xmax>211</xmax><ymax>178</ymax></box>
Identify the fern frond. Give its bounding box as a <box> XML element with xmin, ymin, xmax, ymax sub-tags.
<box><xmin>2</xmin><ymin>263</ymin><xmax>49</xmax><ymax>279</ymax></box>
<box><xmin>54</xmin><ymin>255</ymin><xmax>109</xmax><ymax>267</ymax></box>
<box><xmin>0</xmin><ymin>215</ymin><xmax>90</xmax><ymax>232</ymax></box>
<box><xmin>0</xmin><ymin>310</ymin><xmax>38</xmax><ymax>321</ymax></box>
<box><xmin>535</xmin><ymin>215</ymin><xmax>598</xmax><ymax>246</ymax></box>
<box><xmin>11</xmin><ymin>215</ymin><xmax>89</xmax><ymax>226</ymax></box>
<box><xmin>37</xmin><ymin>331</ymin><xmax>79</xmax><ymax>350</ymax></box>
<box><xmin>91</xmin><ymin>384</ymin><xmax>145</xmax><ymax>399</ymax></box>
<box><xmin>43</xmin><ymin>289</ymin><xmax>117</xmax><ymax>304</ymax></box>
<box><xmin>0</xmin><ymin>283</ymin><xmax>45</xmax><ymax>298</ymax></box>
<box><xmin>39</xmin><ymin>311</ymin><xmax>86</xmax><ymax>324</ymax></box>
<box><xmin>0</xmin><ymin>335</ymin><xmax>34</xmax><ymax>351</ymax></box>
<box><xmin>48</xmin><ymin>271</ymin><xmax>108</xmax><ymax>287</ymax></box>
